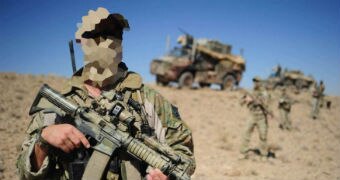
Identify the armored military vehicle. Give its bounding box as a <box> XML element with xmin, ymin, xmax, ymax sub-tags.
<box><xmin>262</xmin><ymin>66</ymin><xmax>315</xmax><ymax>91</ymax></box>
<box><xmin>150</xmin><ymin>34</ymin><xmax>246</xmax><ymax>90</ymax></box>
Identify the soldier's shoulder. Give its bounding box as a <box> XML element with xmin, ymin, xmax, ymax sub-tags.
<box><xmin>141</xmin><ymin>85</ymin><xmax>164</xmax><ymax>103</ymax></box>
<box><xmin>117</xmin><ymin>71</ymin><xmax>143</xmax><ymax>91</ymax></box>
<box><xmin>141</xmin><ymin>84</ymin><xmax>156</xmax><ymax>93</ymax></box>
<box><xmin>59</xmin><ymin>73</ymin><xmax>86</xmax><ymax>95</ymax></box>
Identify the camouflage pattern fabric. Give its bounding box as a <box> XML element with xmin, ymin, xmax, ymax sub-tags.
<box><xmin>240</xmin><ymin>89</ymin><xmax>270</xmax><ymax>156</ymax></box>
<box><xmin>311</xmin><ymin>83</ymin><xmax>324</xmax><ymax>119</ymax></box>
<box><xmin>16</xmin><ymin>68</ymin><xmax>195</xmax><ymax>179</ymax></box>
<box><xmin>319</xmin><ymin>82</ymin><xmax>325</xmax><ymax>108</ymax></box>
<box><xmin>278</xmin><ymin>92</ymin><xmax>292</xmax><ymax>130</ymax></box>
<box><xmin>240</xmin><ymin>103</ymin><xmax>268</xmax><ymax>156</ymax></box>
<box><xmin>279</xmin><ymin>109</ymin><xmax>291</xmax><ymax>130</ymax></box>
<box><xmin>311</xmin><ymin>97</ymin><xmax>320</xmax><ymax>119</ymax></box>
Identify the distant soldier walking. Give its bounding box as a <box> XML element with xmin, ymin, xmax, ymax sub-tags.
<box><xmin>239</xmin><ymin>77</ymin><xmax>272</xmax><ymax>158</ymax></box>
<box><xmin>278</xmin><ymin>88</ymin><xmax>293</xmax><ymax>130</ymax></box>
<box><xmin>311</xmin><ymin>80</ymin><xmax>325</xmax><ymax>119</ymax></box>
<box><xmin>319</xmin><ymin>80</ymin><xmax>326</xmax><ymax>108</ymax></box>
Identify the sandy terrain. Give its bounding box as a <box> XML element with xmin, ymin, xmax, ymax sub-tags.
<box><xmin>0</xmin><ymin>72</ymin><xmax>339</xmax><ymax>180</ymax></box>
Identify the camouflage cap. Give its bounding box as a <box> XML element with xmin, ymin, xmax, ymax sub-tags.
<box><xmin>75</xmin><ymin>7</ymin><xmax>129</xmax><ymax>42</ymax></box>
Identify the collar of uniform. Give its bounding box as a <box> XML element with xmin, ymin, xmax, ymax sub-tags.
<box><xmin>60</xmin><ymin>62</ymin><xmax>142</xmax><ymax>97</ymax></box>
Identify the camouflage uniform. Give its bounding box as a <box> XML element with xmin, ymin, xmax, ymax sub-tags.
<box><xmin>16</xmin><ymin>64</ymin><xmax>195</xmax><ymax>179</ymax></box>
<box><xmin>278</xmin><ymin>91</ymin><xmax>292</xmax><ymax>130</ymax></box>
<box><xmin>240</xmin><ymin>88</ymin><xmax>271</xmax><ymax>156</ymax></box>
<box><xmin>311</xmin><ymin>82</ymin><xmax>324</xmax><ymax>119</ymax></box>
<box><xmin>319</xmin><ymin>82</ymin><xmax>325</xmax><ymax>108</ymax></box>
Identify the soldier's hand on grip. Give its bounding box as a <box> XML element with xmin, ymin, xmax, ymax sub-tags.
<box><xmin>41</xmin><ymin>124</ymin><xmax>90</xmax><ymax>153</ymax></box>
<box><xmin>146</xmin><ymin>169</ymin><xmax>169</xmax><ymax>180</ymax></box>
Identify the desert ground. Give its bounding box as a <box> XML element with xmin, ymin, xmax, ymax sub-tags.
<box><xmin>0</xmin><ymin>72</ymin><xmax>339</xmax><ymax>180</ymax></box>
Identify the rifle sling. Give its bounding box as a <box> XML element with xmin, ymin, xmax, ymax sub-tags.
<box><xmin>82</xmin><ymin>150</ymin><xmax>110</xmax><ymax>180</ymax></box>
<box><xmin>123</xmin><ymin>90</ymin><xmax>131</xmax><ymax>104</ymax></box>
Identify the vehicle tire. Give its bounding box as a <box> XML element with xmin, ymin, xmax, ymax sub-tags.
<box><xmin>221</xmin><ymin>75</ymin><xmax>236</xmax><ymax>91</ymax></box>
<box><xmin>178</xmin><ymin>72</ymin><xmax>194</xmax><ymax>89</ymax></box>
<box><xmin>199</xmin><ymin>82</ymin><xmax>210</xmax><ymax>88</ymax></box>
<box><xmin>156</xmin><ymin>76</ymin><xmax>169</xmax><ymax>86</ymax></box>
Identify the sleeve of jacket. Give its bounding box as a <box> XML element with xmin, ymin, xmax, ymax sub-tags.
<box><xmin>16</xmin><ymin>111</ymin><xmax>54</xmax><ymax>179</ymax></box>
<box><xmin>142</xmin><ymin>86</ymin><xmax>196</xmax><ymax>174</ymax></box>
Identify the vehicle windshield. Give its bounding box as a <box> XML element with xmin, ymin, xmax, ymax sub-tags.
<box><xmin>168</xmin><ymin>47</ymin><xmax>188</xmax><ymax>57</ymax></box>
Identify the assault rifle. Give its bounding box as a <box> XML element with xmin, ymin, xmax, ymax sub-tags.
<box><xmin>30</xmin><ymin>84</ymin><xmax>192</xmax><ymax>180</ymax></box>
<box><xmin>240</xmin><ymin>92</ymin><xmax>273</xmax><ymax>117</ymax></box>
<box><xmin>278</xmin><ymin>96</ymin><xmax>298</xmax><ymax>110</ymax></box>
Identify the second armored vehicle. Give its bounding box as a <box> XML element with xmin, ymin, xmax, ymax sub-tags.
<box><xmin>263</xmin><ymin>65</ymin><xmax>315</xmax><ymax>91</ymax></box>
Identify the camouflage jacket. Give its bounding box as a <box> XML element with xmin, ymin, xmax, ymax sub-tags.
<box><xmin>247</xmin><ymin>89</ymin><xmax>271</xmax><ymax>117</ymax></box>
<box><xmin>278</xmin><ymin>94</ymin><xmax>292</xmax><ymax>111</ymax></box>
<box><xmin>312</xmin><ymin>84</ymin><xmax>325</xmax><ymax>98</ymax></box>
<box><xmin>17</xmin><ymin>65</ymin><xmax>195</xmax><ymax>180</ymax></box>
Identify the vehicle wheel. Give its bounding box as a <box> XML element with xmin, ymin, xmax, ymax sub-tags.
<box><xmin>199</xmin><ymin>82</ymin><xmax>210</xmax><ymax>88</ymax></box>
<box><xmin>221</xmin><ymin>75</ymin><xmax>236</xmax><ymax>91</ymax></box>
<box><xmin>178</xmin><ymin>72</ymin><xmax>194</xmax><ymax>88</ymax></box>
<box><xmin>156</xmin><ymin>76</ymin><xmax>169</xmax><ymax>86</ymax></box>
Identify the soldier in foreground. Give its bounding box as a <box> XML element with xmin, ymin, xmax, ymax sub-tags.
<box><xmin>278</xmin><ymin>88</ymin><xmax>293</xmax><ymax>130</ymax></box>
<box><xmin>17</xmin><ymin>7</ymin><xmax>195</xmax><ymax>180</ymax></box>
<box><xmin>311</xmin><ymin>80</ymin><xmax>325</xmax><ymax>119</ymax></box>
<box><xmin>239</xmin><ymin>77</ymin><xmax>273</xmax><ymax>159</ymax></box>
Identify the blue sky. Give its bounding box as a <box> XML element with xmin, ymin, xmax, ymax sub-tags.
<box><xmin>0</xmin><ymin>0</ymin><xmax>339</xmax><ymax>95</ymax></box>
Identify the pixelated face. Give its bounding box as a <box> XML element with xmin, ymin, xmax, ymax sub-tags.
<box><xmin>81</xmin><ymin>36</ymin><xmax>123</xmax><ymax>87</ymax></box>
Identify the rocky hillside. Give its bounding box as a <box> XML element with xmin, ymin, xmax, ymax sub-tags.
<box><xmin>0</xmin><ymin>73</ymin><xmax>339</xmax><ymax>179</ymax></box>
